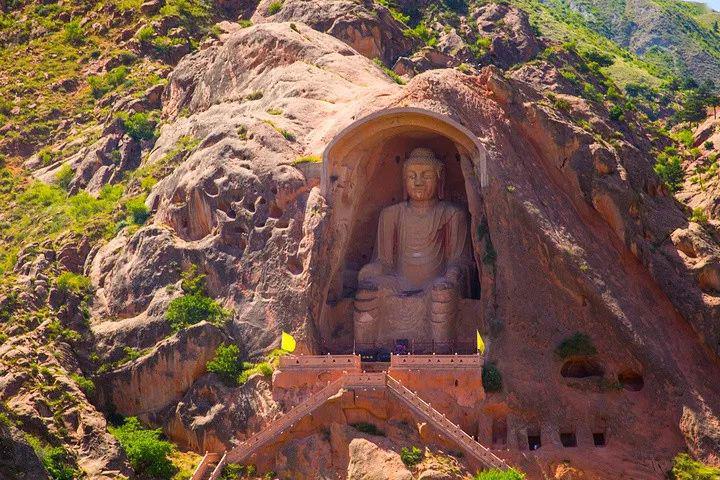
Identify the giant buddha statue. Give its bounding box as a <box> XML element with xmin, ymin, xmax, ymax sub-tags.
<box><xmin>353</xmin><ymin>147</ymin><xmax>472</xmax><ymax>353</ymax></box>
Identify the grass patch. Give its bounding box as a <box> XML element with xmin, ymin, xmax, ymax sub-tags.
<box><xmin>166</xmin><ymin>265</ymin><xmax>231</xmax><ymax>331</ymax></box>
<box><xmin>267</xmin><ymin>1</ymin><xmax>283</xmax><ymax>15</ymax></box>
<box><xmin>116</xmin><ymin>111</ymin><xmax>157</xmax><ymax>142</ymax></box>
<box><xmin>206</xmin><ymin>343</ymin><xmax>244</xmax><ymax>385</ymax></box>
<box><xmin>26</xmin><ymin>435</ymin><xmax>81</xmax><ymax>480</ymax></box>
<box><xmin>110</xmin><ymin>417</ymin><xmax>176</xmax><ymax>480</ymax></box>
<box><xmin>55</xmin><ymin>272</ymin><xmax>91</xmax><ymax>296</ymax></box>
<box><xmin>373</xmin><ymin>58</ymin><xmax>405</xmax><ymax>85</ymax></box>
<box><xmin>70</xmin><ymin>373</ymin><xmax>95</xmax><ymax>396</ymax></box>
<box><xmin>400</xmin><ymin>446</ymin><xmax>423</xmax><ymax>467</ymax></box>
<box><xmin>88</xmin><ymin>66</ymin><xmax>131</xmax><ymax>99</ymax></box>
<box><xmin>474</xmin><ymin>468</ymin><xmax>526</xmax><ymax>480</ymax></box>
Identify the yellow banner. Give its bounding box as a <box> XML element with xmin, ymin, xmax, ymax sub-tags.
<box><xmin>281</xmin><ymin>331</ymin><xmax>296</xmax><ymax>353</ymax></box>
<box><xmin>476</xmin><ymin>330</ymin><xmax>485</xmax><ymax>355</ymax></box>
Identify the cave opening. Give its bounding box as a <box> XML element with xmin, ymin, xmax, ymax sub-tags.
<box><xmin>527</xmin><ymin>424</ymin><xmax>541</xmax><ymax>450</ymax></box>
<box><xmin>593</xmin><ymin>432</ymin><xmax>606</xmax><ymax>447</ymax></box>
<box><xmin>560</xmin><ymin>430</ymin><xmax>577</xmax><ymax>448</ymax></box>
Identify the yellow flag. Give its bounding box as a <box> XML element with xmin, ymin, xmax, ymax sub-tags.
<box><xmin>281</xmin><ymin>331</ymin><xmax>296</xmax><ymax>353</ymax></box>
<box><xmin>476</xmin><ymin>330</ymin><xmax>485</xmax><ymax>355</ymax></box>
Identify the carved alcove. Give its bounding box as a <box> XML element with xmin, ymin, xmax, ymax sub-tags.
<box><xmin>318</xmin><ymin>108</ymin><xmax>490</xmax><ymax>353</ymax></box>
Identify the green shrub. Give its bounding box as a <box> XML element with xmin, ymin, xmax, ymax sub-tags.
<box><xmin>70</xmin><ymin>373</ymin><xmax>95</xmax><ymax>396</ymax></box>
<box><xmin>246</xmin><ymin>90</ymin><xmax>263</xmax><ymax>100</ymax></box>
<box><xmin>237</xmin><ymin>361</ymin><xmax>273</xmax><ymax>385</ymax></box>
<box><xmin>160</xmin><ymin>0</ymin><xmax>212</xmax><ymax>23</ymax></box>
<box><xmin>654</xmin><ymin>147</ymin><xmax>684</xmax><ymax>192</ymax></box>
<box><xmin>117</xmin><ymin>112</ymin><xmax>157</xmax><ymax>142</ymax></box>
<box><xmin>220</xmin><ymin>463</ymin><xmax>248</xmax><ymax>480</ymax></box>
<box><xmin>166</xmin><ymin>294</ymin><xmax>228</xmax><ymax>331</ymax></box>
<box><xmin>555</xmin><ymin>332</ymin><xmax>597</xmax><ymax>358</ymax></box>
<box><xmin>482</xmin><ymin>363</ymin><xmax>502</xmax><ymax>392</ymax></box>
<box><xmin>267</xmin><ymin>1</ymin><xmax>283</xmax><ymax>15</ymax></box>
<box><xmin>56</xmin><ymin>272</ymin><xmax>91</xmax><ymax>296</ymax></box>
<box><xmin>400</xmin><ymin>446</ymin><xmax>423</xmax><ymax>467</ymax></box>
<box><xmin>669</xmin><ymin>453</ymin><xmax>720</xmax><ymax>479</ymax></box>
<box><xmin>62</xmin><ymin>20</ymin><xmax>84</xmax><ymax>45</ymax></box>
<box><xmin>474</xmin><ymin>468</ymin><xmax>526</xmax><ymax>480</ymax></box>
<box><xmin>136</xmin><ymin>25</ymin><xmax>156</xmax><ymax>42</ymax></box>
<box><xmin>125</xmin><ymin>196</ymin><xmax>150</xmax><ymax>225</ymax></box>
<box><xmin>690</xmin><ymin>207</ymin><xmax>708</xmax><ymax>224</ymax></box>
<box><xmin>373</xmin><ymin>58</ymin><xmax>405</xmax><ymax>85</ymax></box>
<box><xmin>238</xmin><ymin>19</ymin><xmax>253</xmax><ymax>28</ymax></box>
<box><xmin>109</xmin><ymin>417</ymin><xmax>175</xmax><ymax>479</ymax></box>
<box><xmin>608</xmin><ymin>104</ymin><xmax>624</xmax><ymax>121</ymax></box>
<box><xmin>27</xmin><ymin>436</ymin><xmax>80</xmax><ymax>480</ymax></box>
<box><xmin>704</xmin><ymin>141</ymin><xmax>714</xmax><ymax>150</ymax></box>
<box><xmin>674</xmin><ymin>129</ymin><xmax>694</xmax><ymax>148</ymax></box>
<box><xmin>88</xmin><ymin>66</ymin><xmax>130</xmax><ymax>98</ymax></box>
<box><xmin>351</xmin><ymin>422</ymin><xmax>385</xmax><ymax>436</ymax></box>
<box><xmin>403</xmin><ymin>22</ymin><xmax>437</xmax><ymax>47</ymax></box>
<box><xmin>206</xmin><ymin>343</ymin><xmax>243</xmax><ymax>385</ymax></box>
<box><xmin>55</xmin><ymin>165</ymin><xmax>74</xmax><ymax>190</ymax></box>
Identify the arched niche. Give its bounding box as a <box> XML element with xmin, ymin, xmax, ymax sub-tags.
<box><xmin>319</xmin><ymin>108</ymin><xmax>489</xmax><ymax>352</ymax></box>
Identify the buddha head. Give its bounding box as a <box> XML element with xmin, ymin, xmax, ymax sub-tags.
<box><xmin>403</xmin><ymin>147</ymin><xmax>445</xmax><ymax>201</ymax></box>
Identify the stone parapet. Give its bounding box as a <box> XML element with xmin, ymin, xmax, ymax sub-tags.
<box><xmin>389</xmin><ymin>354</ymin><xmax>483</xmax><ymax>369</ymax></box>
<box><xmin>278</xmin><ymin>354</ymin><xmax>361</xmax><ymax>371</ymax></box>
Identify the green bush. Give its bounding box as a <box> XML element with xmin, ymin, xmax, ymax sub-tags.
<box><xmin>351</xmin><ymin>422</ymin><xmax>385</xmax><ymax>436</ymax></box>
<box><xmin>373</xmin><ymin>58</ymin><xmax>405</xmax><ymax>85</ymax></box>
<box><xmin>267</xmin><ymin>1</ymin><xmax>283</xmax><ymax>15</ymax></box>
<box><xmin>674</xmin><ymin>129</ymin><xmax>694</xmax><ymax>148</ymax></box>
<box><xmin>608</xmin><ymin>104</ymin><xmax>624</xmax><ymax>121</ymax></box>
<box><xmin>482</xmin><ymin>363</ymin><xmax>502</xmax><ymax>392</ymax></box>
<box><xmin>220</xmin><ymin>463</ymin><xmax>248</xmax><ymax>480</ymax></box>
<box><xmin>56</xmin><ymin>272</ymin><xmax>91</xmax><ymax>296</ymax></box>
<box><xmin>160</xmin><ymin>0</ymin><xmax>212</xmax><ymax>24</ymax></box>
<box><xmin>62</xmin><ymin>20</ymin><xmax>84</xmax><ymax>45</ymax></box>
<box><xmin>125</xmin><ymin>196</ymin><xmax>150</xmax><ymax>225</ymax></box>
<box><xmin>70</xmin><ymin>373</ymin><xmax>95</xmax><ymax>396</ymax></box>
<box><xmin>26</xmin><ymin>436</ymin><xmax>80</xmax><ymax>480</ymax></box>
<box><xmin>669</xmin><ymin>453</ymin><xmax>720</xmax><ymax>479</ymax></box>
<box><xmin>166</xmin><ymin>265</ymin><xmax>230</xmax><ymax>331</ymax></box>
<box><xmin>555</xmin><ymin>332</ymin><xmax>597</xmax><ymax>358</ymax></box>
<box><xmin>88</xmin><ymin>66</ymin><xmax>130</xmax><ymax>98</ymax></box>
<box><xmin>166</xmin><ymin>294</ymin><xmax>228</xmax><ymax>331</ymax></box>
<box><xmin>403</xmin><ymin>22</ymin><xmax>437</xmax><ymax>47</ymax></box>
<box><xmin>474</xmin><ymin>468</ymin><xmax>526</xmax><ymax>480</ymax></box>
<box><xmin>109</xmin><ymin>417</ymin><xmax>175</xmax><ymax>479</ymax></box>
<box><xmin>237</xmin><ymin>361</ymin><xmax>273</xmax><ymax>385</ymax></box>
<box><xmin>654</xmin><ymin>147</ymin><xmax>685</xmax><ymax>192</ymax></box>
<box><xmin>704</xmin><ymin>141</ymin><xmax>714</xmax><ymax>150</ymax></box>
<box><xmin>690</xmin><ymin>207</ymin><xmax>708</xmax><ymax>224</ymax></box>
<box><xmin>136</xmin><ymin>25</ymin><xmax>156</xmax><ymax>42</ymax></box>
<box><xmin>118</xmin><ymin>112</ymin><xmax>157</xmax><ymax>142</ymax></box>
<box><xmin>55</xmin><ymin>165</ymin><xmax>74</xmax><ymax>190</ymax></box>
<box><xmin>400</xmin><ymin>446</ymin><xmax>423</xmax><ymax>467</ymax></box>
<box><xmin>206</xmin><ymin>343</ymin><xmax>243</xmax><ymax>385</ymax></box>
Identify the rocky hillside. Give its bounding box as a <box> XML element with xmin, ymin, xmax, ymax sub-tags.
<box><xmin>1</xmin><ymin>0</ymin><xmax>720</xmax><ymax>479</ymax></box>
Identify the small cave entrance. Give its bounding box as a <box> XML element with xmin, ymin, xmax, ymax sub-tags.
<box><xmin>527</xmin><ymin>424</ymin><xmax>541</xmax><ymax>451</ymax></box>
<box><xmin>560</xmin><ymin>430</ymin><xmax>577</xmax><ymax>448</ymax></box>
<box><xmin>593</xmin><ymin>431</ymin><xmax>606</xmax><ymax>447</ymax></box>
<box><xmin>618</xmin><ymin>370</ymin><xmax>644</xmax><ymax>391</ymax></box>
<box><xmin>560</xmin><ymin>359</ymin><xmax>604</xmax><ymax>378</ymax></box>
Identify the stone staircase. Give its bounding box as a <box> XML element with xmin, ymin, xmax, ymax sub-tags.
<box><xmin>200</xmin><ymin>371</ymin><xmax>511</xmax><ymax>473</ymax></box>
<box><xmin>189</xmin><ymin>452</ymin><xmax>225</xmax><ymax>480</ymax></box>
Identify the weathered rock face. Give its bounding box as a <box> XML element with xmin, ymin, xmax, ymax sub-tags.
<box><xmin>97</xmin><ymin>322</ymin><xmax>225</xmax><ymax>417</ymax></box>
<box><xmin>251</xmin><ymin>0</ymin><xmax>416</xmax><ymax>66</ymax></box>
<box><xmin>474</xmin><ymin>3</ymin><xmax>541</xmax><ymax>68</ymax></box>
<box><xmin>0</xmin><ymin>324</ymin><xmax>132</xmax><ymax>479</ymax></box>
<box><xmin>0</xmin><ymin>418</ymin><xmax>48</xmax><ymax>480</ymax></box>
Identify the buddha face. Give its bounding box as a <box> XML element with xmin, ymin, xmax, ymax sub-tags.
<box><xmin>405</xmin><ymin>161</ymin><xmax>439</xmax><ymax>202</ymax></box>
